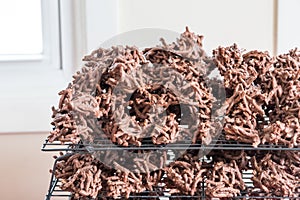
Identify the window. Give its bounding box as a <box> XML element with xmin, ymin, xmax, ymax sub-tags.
<box><xmin>0</xmin><ymin>0</ymin><xmax>60</xmax><ymax>67</ymax></box>
<box><xmin>0</xmin><ymin>0</ymin><xmax>43</xmax><ymax>56</ymax></box>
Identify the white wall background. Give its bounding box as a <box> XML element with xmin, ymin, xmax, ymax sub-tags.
<box><xmin>85</xmin><ymin>0</ymin><xmax>275</xmax><ymax>55</ymax></box>
<box><xmin>118</xmin><ymin>0</ymin><xmax>275</xmax><ymax>55</ymax></box>
<box><xmin>85</xmin><ymin>0</ymin><xmax>118</xmax><ymax>53</ymax></box>
<box><xmin>85</xmin><ymin>0</ymin><xmax>300</xmax><ymax>57</ymax></box>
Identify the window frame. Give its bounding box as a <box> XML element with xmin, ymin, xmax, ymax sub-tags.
<box><xmin>277</xmin><ymin>0</ymin><xmax>300</xmax><ymax>54</ymax></box>
<box><xmin>0</xmin><ymin>0</ymin><xmax>90</xmax><ymax>133</ymax></box>
<box><xmin>0</xmin><ymin>0</ymin><xmax>70</xmax><ymax>133</ymax></box>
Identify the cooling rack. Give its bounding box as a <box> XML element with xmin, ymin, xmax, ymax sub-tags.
<box><xmin>42</xmin><ymin>139</ymin><xmax>300</xmax><ymax>200</ymax></box>
<box><xmin>46</xmin><ymin>156</ymin><xmax>299</xmax><ymax>200</ymax></box>
<box><xmin>42</xmin><ymin>138</ymin><xmax>300</xmax><ymax>152</ymax></box>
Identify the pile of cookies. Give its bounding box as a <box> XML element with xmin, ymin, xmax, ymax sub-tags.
<box><xmin>47</xmin><ymin>27</ymin><xmax>300</xmax><ymax>199</ymax></box>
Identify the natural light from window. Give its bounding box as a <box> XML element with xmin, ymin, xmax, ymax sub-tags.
<box><xmin>0</xmin><ymin>0</ymin><xmax>43</xmax><ymax>55</ymax></box>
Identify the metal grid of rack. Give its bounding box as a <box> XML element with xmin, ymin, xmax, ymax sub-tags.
<box><xmin>47</xmin><ymin>178</ymin><xmax>299</xmax><ymax>200</ymax></box>
<box><xmin>46</xmin><ymin>158</ymin><xmax>299</xmax><ymax>200</ymax></box>
<box><xmin>42</xmin><ymin>138</ymin><xmax>300</xmax><ymax>200</ymax></box>
<box><xmin>42</xmin><ymin>139</ymin><xmax>300</xmax><ymax>152</ymax></box>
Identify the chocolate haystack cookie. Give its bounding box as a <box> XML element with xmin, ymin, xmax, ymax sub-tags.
<box><xmin>48</xmin><ymin>27</ymin><xmax>216</xmax><ymax>147</ymax></box>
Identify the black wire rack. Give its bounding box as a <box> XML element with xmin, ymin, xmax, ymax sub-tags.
<box><xmin>41</xmin><ymin>138</ymin><xmax>300</xmax><ymax>152</ymax></box>
<box><xmin>46</xmin><ymin>157</ymin><xmax>299</xmax><ymax>200</ymax></box>
<box><xmin>42</xmin><ymin>138</ymin><xmax>300</xmax><ymax>200</ymax></box>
